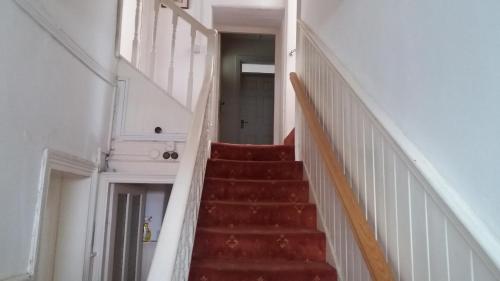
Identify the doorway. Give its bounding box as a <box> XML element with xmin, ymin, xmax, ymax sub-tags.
<box><xmin>219</xmin><ymin>33</ymin><xmax>276</xmax><ymax>144</ymax></box>
<box><xmin>37</xmin><ymin>171</ymin><xmax>94</xmax><ymax>281</ymax></box>
<box><xmin>105</xmin><ymin>183</ymin><xmax>172</xmax><ymax>281</ymax></box>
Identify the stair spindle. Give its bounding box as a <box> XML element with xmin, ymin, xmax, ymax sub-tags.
<box><xmin>186</xmin><ymin>27</ymin><xmax>196</xmax><ymax>111</ymax></box>
<box><xmin>167</xmin><ymin>14</ymin><xmax>178</xmax><ymax>97</ymax></box>
<box><xmin>149</xmin><ymin>0</ymin><xmax>161</xmax><ymax>77</ymax></box>
<box><xmin>131</xmin><ymin>0</ymin><xmax>143</xmax><ymax>67</ymax></box>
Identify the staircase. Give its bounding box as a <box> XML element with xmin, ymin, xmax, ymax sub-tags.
<box><xmin>188</xmin><ymin>142</ymin><xmax>337</xmax><ymax>281</ymax></box>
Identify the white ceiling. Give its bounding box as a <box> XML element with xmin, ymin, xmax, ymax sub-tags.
<box><xmin>212</xmin><ymin>7</ymin><xmax>284</xmax><ymax>29</ymax></box>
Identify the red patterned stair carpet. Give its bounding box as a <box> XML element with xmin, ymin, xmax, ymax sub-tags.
<box><xmin>189</xmin><ymin>142</ymin><xmax>337</xmax><ymax>281</ymax></box>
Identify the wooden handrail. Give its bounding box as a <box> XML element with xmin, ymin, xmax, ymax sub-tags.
<box><xmin>290</xmin><ymin>72</ymin><xmax>395</xmax><ymax>281</ymax></box>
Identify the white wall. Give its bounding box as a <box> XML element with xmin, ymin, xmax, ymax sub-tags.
<box><xmin>281</xmin><ymin>0</ymin><xmax>297</xmax><ymax>138</ymax></box>
<box><xmin>201</xmin><ymin>0</ymin><xmax>285</xmax><ymax>27</ymax></box>
<box><xmin>0</xmin><ymin>0</ymin><xmax>117</xmax><ymax>278</ymax></box>
<box><xmin>117</xmin><ymin>59</ymin><xmax>193</xmax><ymax>136</ymax></box>
<box><xmin>300</xmin><ymin>0</ymin><xmax>500</xmax><ymax>240</ymax></box>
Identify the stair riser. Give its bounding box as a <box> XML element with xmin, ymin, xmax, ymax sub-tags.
<box><xmin>198</xmin><ymin>202</ymin><xmax>317</xmax><ymax>228</ymax></box>
<box><xmin>189</xmin><ymin>269</ymin><xmax>337</xmax><ymax>281</ymax></box>
<box><xmin>202</xmin><ymin>179</ymin><xmax>309</xmax><ymax>203</ymax></box>
<box><xmin>211</xmin><ymin>144</ymin><xmax>295</xmax><ymax>161</ymax></box>
<box><xmin>206</xmin><ymin>161</ymin><xmax>303</xmax><ymax>180</ymax></box>
<box><xmin>192</xmin><ymin>231</ymin><xmax>326</xmax><ymax>262</ymax></box>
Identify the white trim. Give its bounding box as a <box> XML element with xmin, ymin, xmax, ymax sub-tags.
<box><xmin>273</xmin><ymin>29</ymin><xmax>284</xmax><ymax>144</ymax></box>
<box><xmin>29</xmin><ymin>149</ymin><xmax>98</xmax><ymax>281</ymax></box>
<box><xmin>114</xmin><ymin>134</ymin><xmax>188</xmax><ymax>142</ymax></box>
<box><xmin>214</xmin><ymin>24</ymin><xmax>279</xmax><ymax>35</ymax></box>
<box><xmin>298</xmin><ymin>19</ymin><xmax>500</xmax><ymax>278</ymax></box>
<box><xmin>13</xmin><ymin>0</ymin><xmax>116</xmax><ymax>86</ymax></box>
<box><xmin>0</xmin><ymin>274</ymin><xmax>30</xmax><ymax>281</ymax></box>
<box><xmin>91</xmin><ymin>173</ymin><xmax>175</xmax><ymax>281</ymax></box>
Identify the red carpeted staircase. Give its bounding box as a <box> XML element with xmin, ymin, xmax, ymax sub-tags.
<box><xmin>189</xmin><ymin>142</ymin><xmax>337</xmax><ymax>281</ymax></box>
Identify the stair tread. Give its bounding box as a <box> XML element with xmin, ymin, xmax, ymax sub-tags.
<box><xmin>211</xmin><ymin>143</ymin><xmax>295</xmax><ymax>161</ymax></box>
<box><xmin>212</xmin><ymin>142</ymin><xmax>295</xmax><ymax>149</ymax></box>
<box><xmin>206</xmin><ymin>159</ymin><xmax>303</xmax><ymax>180</ymax></box>
<box><xmin>201</xmin><ymin>200</ymin><xmax>314</xmax><ymax>206</ymax></box>
<box><xmin>205</xmin><ymin>177</ymin><xmax>308</xmax><ymax>184</ymax></box>
<box><xmin>208</xmin><ymin>159</ymin><xmax>302</xmax><ymax>164</ymax></box>
<box><xmin>197</xmin><ymin>226</ymin><xmax>323</xmax><ymax>235</ymax></box>
<box><xmin>191</xmin><ymin>258</ymin><xmax>336</xmax><ymax>272</ymax></box>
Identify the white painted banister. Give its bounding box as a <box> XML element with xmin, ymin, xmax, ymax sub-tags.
<box><xmin>118</xmin><ymin>0</ymin><xmax>214</xmax><ymax>111</ymax></box>
<box><xmin>145</xmin><ymin>2</ymin><xmax>218</xmax><ymax>279</ymax></box>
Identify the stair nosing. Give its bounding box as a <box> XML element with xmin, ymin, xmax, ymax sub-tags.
<box><xmin>212</xmin><ymin>142</ymin><xmax>295</xmax><ymax>149</ymax></box>
<box><xmin>208</xmin><ymin>159</ymin><xmax>302</xmax><ymax>164</ymax></box>
<box><xmin>201</xmin><ymin>200</ymin><xmax>314</xmax><ymax>206</ymax></box>
<box><xmin>204</xmin><ymin>177</ymin><xmax>308</xmax><ymax>183</ymax></box>
<box><xmin>196</xmin><ymin>226</ymin><xmax>324</xmax><ymax>235</ymax></box>
<box><xmin>191</xmin><ymin>258</ymin><xmax>336</xmax><ymax>272</ymax></box>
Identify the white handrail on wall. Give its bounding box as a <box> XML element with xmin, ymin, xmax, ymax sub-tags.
<box><xmin>119</xmin><ymin>0</ymin><xmax>213</xmax><ymax>111</ymax></box>
<box><xmin>145</xmin><ymin>2</ymin><xmax>218</xmax><ymax>279</ymax></box>
<box><xmin>296</xmin><ymin>20</ymin><xmax>500</xmax><ymax>281</ymax></box>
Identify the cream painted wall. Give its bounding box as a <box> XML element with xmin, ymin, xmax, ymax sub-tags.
<box><xmin>300</xmin><ymin>0</ymin><xmax>500</xmax><ymax>239</ymax></box>
<box><xmin>0</xmin><ymin>0</ymin><xmax>117</xmax><ymax>278</ymax></box>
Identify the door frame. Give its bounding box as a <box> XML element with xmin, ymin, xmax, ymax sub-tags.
<box><xmin>216</xmin><ymin>26</ymin><xmax>284</xmax><ymax>144</ymax></box>
<box><xmin>29</xmin><ymin>149</ymin><xmax>98</xmax><ymax>281</ymax></box>
<box><xmin>91</xmin><ymin>173</ymin><xmax>175</xmax><ymax>281</ymax></box>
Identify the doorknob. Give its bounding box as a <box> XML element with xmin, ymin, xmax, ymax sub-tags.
<box><xmin>240</xmin><ymin>120</ymin><xmax>248</xmax><ymax>129</ymax></box>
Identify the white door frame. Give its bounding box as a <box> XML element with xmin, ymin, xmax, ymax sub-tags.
<box><xmin>215</xmin><ymin>25</ymin><xmax>284</xmax><ymax>144</ymax></box>
<box><xmin>91</xmin><ymin>173</ymin><xmax>175</xmax><ymax>281</ymax></box>
<box><xmin>29</xmin><ymin>149</ymin><xmax>99</xmax><ymax>281</ymax></box>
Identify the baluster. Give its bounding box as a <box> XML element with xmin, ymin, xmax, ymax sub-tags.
<box><xmin>167</xmin><ymin>14</ymin><xmax>179</xmax><ymax>96</ymax></box>
<box><xmin>149</xmin><ymin>0</ymin><xmax>161</xmax><ymax>77</ymax></box>
<box><xmin>131</xmin><ymin>0</ymin><xmax>143</xmax><ymax>66</ymax></box>
<box><xmin>186</xmin><ymin>27</ymin><xmax>196</xmax><ymax>110</ymax></box>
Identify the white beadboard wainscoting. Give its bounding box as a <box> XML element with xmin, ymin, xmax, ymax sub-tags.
<box><xmin>296</xmin><ymin>20</ymin><xmax>500</xmax><ymax>281</ymax></box>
